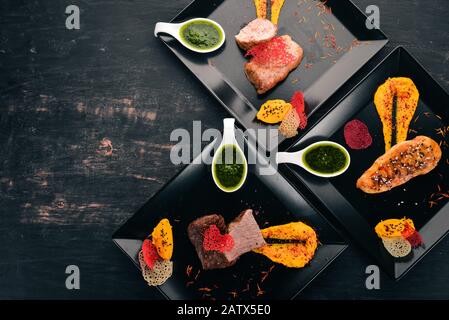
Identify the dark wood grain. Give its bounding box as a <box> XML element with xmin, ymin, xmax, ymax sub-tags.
<box><xmin>0</xmin><ymin>0</ymin><xmax>448</xmax><ymax>299</ymax></box>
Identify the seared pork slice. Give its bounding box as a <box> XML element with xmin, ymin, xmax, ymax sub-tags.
<box><xmin>357</xmin><ymin>136</ymin><xmax>442</xmax><ymax>194</ymax></box>
<box><xmin>224</xmin><ymin>209</ymin><xmax>266</xmax><ymax>262</ymax></box>
<box><xmin>245</xmin><ymin>35</ymin><xmax>303</xmax><ymax>94</ymax></box>
<box><xmin>188</xmin><ymin>214</ymin><xmax>236</xmax><ymax>270</ymax></box>
<box><xmin>235</xmin><ymin>18</ymin><xmax>277</xmax><ymax>51</ymax></box>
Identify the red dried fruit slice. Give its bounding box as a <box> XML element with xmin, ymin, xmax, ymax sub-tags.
<box><xmin>142</xmin><ymin>239</ymin><xmax>160</xmax><ymax>269</ymax></box>
<box><xmin>401</xmin><ymin>223</ymin><xmax>423</xmax><ymax>248</ymax></box>
<box><xmin>203</xmin><ymin>224</ymin><xmax>234</xmax><ymax>253</ymax></box>
<box><xmin>291</xmin><ymin>91</ymin><xmax>304</xmax><ymax>113</ymax></box>
<box><xmin>344</xmin><ymin>119</ymin><xmax>373</xmax><ymax>150</ymax></box>
<box><xmin>290</xmin><ymin>91</ymin><xmax>307</xmax><ymax>130</ymax></box>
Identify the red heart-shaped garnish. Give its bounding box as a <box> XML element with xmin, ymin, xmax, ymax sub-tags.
<box><xmin>401</xmin><ymin>222</ymin><xmax>423</xmax><ymax>248</ymax></box>
<box><xmin>291</xmin><ymin>91</ymin><xmax>307</xmax><ymax>129</ymax></box>
<box><xmin>203</xmin><ymin>225</ymin><xmax>234</xmax><ymax>253</ymax></box>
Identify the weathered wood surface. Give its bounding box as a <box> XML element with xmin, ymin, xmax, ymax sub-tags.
<box><xmin>0</xmin><ymin>0</ymin><xmax>448</xmax><ymax>299</ymax></box>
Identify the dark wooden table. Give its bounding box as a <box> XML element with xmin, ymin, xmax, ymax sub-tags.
<box><xmin>1</xmin><ymin>0</ymin><xmax>448</xmax><ymax>299</ymax></box>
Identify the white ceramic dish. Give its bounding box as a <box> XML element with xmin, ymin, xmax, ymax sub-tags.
<box><xmin>154</xmin><ymin>18</ymin><xmax>225</xmax><ymax>53</ymax></box>
<box><xmin>276</xmin><ymin>141</ymin><xmax>351</xmax><ymax>178</ymax></box>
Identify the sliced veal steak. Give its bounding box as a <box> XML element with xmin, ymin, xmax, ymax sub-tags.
<box><xmin>224</xmin><ymin>209</ymin><xmax>266</xmax><ymax>262</ymax></box>
<box><xmin>244</xmin><ymin>35</ymin><xmax>303</xmax><ymax>94</ymax></box>
<box><xmin>235</xmin><ymin>18</ymin><xmax>277</xmax><ymax>51</ymax></box>
<box><xmin>187</xmin><ymin>214</ymin><xmax>236</xmax><ymax>270</ymax></box>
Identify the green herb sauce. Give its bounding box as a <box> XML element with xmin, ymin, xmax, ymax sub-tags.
<box><xmin>213</xmin><ymin>144</ymin><xmax>246</xmax><ymax>191</ymax></box>
<box><xmin>303</xmin><ymin>144</ymin><xmax>348</xmax><ymax>174</ymax></box>
<box><xmin>180</xmin><ymin>20</ymin><xmax>222</xmax><ymax>50</ymax></box>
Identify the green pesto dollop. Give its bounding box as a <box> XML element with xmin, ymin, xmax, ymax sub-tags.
<box><xmin>213</xmin><ymin>144</ymin><xmax>246</xmax><ymax>191</ymax></box>
<box><xmin>303</xmin><ymin>144</ymin><xmax>348</xmax><ymax>174</ymax></box>
<box><xmin>180</xmin><ymin>20</ymin><xmax>221</xmax><ymax>50</ymax></box>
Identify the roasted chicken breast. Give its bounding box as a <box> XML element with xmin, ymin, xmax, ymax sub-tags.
<box><xmin>235</xmin><ymin>18</ymin><xmax>277</xmax><ymax>51</ymax></box>
<box><xmin>357</xmin><ymin>136</ymin><xmax>442</xmax><ymax>194</ymax></box>
<box><xmin>244</xmin><ymin>35</ymin><xmax>303</xmax><ymax>94</ymax></box>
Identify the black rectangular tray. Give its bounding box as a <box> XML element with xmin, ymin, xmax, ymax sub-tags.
<box><xmin>158</xmin><ymin>0</ymin><xmax>388</xmax><ymax>150</ymax></box>
<box><xmin>281</xmin><ymin>46</ymin><xmax>449</xmax><ymax>279</ymax></box>
<box><xmin>113</xmin><ymin>129</ymin><xmax>346</xmax><ymax>299</ymax></box>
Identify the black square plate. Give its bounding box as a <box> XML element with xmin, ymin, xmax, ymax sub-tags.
<box><xmin>158</xmin><ymin>0</ymin><xmax>388</xmax><ymax>150</ymax></box>
<box><xmin>113</xmin><ymin>130</ymin><xmax>346</xmax><ymax>299</ymax></box>
<box><xmin>282</xmin><ymin>46</ymin><xmax>449</xmax><ymax>279</ymax></box>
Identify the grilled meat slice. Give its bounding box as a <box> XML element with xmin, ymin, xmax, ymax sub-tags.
<box><xmin>244</xmin><ymin>35</ymin><xmax>303</xmax><ymax>94</ymax></box>
<box><xmin>224</xmin><ymin>209</ymin><xmax>266</xmax><ymax>262</ymax></box>
<box><xmin>187</xmin><ymin>214</ymin><xmax>236</xmax><ymax>270</ymax></box>
<box><xmin>235</xmin><ymin>18</ymin><xmax>277</xmax><ymax>51</ymax></box>
<box><xmin>357</xmin><ymin>136</ymin><xmax>442</xmax><ymax>194</ymax></box>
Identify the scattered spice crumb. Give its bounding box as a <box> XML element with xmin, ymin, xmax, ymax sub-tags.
<box><xmin>260</xmin><ymin>265</ymin><xmax>275</xmax><ymax>283</ymax></box>
<box><xmin>260</xmin><ymin>272</ymin><xmax>269</xmax><ymax>283</ymax></box>
<box><xmin>305</xmin><ymin>63</ymin><xmax>313</xmax><ymax>69</ymax></box>
<box><xmin>413</xmin><ymin>115</ymin><xmax>420</xmax><ymax>124</ymax></box>
<box><xmin>186</xmin><ymin>265</ymin><xmax>193</xmax><ymax>277</ymax></box>
<box><xmin>436</xmin><ymin>126</ymin><xmax>448</xmax><ymax>138</ymax></box>
<box><xmin>256</xmin><ymin>283</ymin><xmax>265</xmax><ymax>296</ymax></box>
<box><xmin>428</xmin><ymin>184</ymin><xmax>449</xmax><ymax>208</ymax></box>
<box><xmin>194</xmin><ymin>270</ymin><xmax>201</xmax><ymax>280</ymax></box>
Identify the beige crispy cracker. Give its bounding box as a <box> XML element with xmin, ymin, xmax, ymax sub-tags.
<box><xmin>278</xmin><ymin>109</ymin><xmax>300</xmax><ymax>138</ymax></box>
<box><xmin>138</xmin><ymin>251</ymin><xmax>173</xmax><ymax>286</ymax></box>
<box><xmin>382</xmin><ymin>237</ymin><xmax>411</xmax><ymax>258</ymax></box>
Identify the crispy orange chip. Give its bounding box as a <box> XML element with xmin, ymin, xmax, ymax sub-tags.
<box><xmin>374</xmin><ymin>218</ymin><xmax>415</xmax><ymax>239</ymax></box>
<box><xmin>152</xmin><ymin>218</ymin><xmax>173</xmax><ymax>260</ymax></box>
<box><xmin>257</xmin><ymin>99</ymin><xmax>292</xmax><ymax>124</ymax></box>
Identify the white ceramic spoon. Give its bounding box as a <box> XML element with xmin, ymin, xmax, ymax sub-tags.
<box><xmin>276</xmin><ymin>141</ymin><xmax>351</xmax><ymax>178</ymax></box>
<box><xmin>154</xmin><ymin>18</ymin><xmax>225</xmax><ymax>53</ymax></box>
<box><xmin>211</xmin><ymin>118</ymin><xmax>248</xmax><ymax>193</ymax></box>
